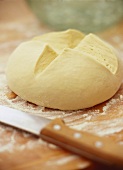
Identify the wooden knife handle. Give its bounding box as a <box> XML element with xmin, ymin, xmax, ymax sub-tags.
<box><xmin>40</xmin><ymin>118</ymin><xmax>123</xmax><ymax>168</ymax></box>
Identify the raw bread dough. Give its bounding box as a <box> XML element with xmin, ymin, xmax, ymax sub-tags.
<box><xmin>6</xmin><ymin>29</ymin><xmax>123</xmax><ymax>110</ymax></box>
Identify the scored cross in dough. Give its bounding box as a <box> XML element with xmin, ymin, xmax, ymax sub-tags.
<box><xmin>6</xmin><ymin>29</ymin><xmax>123</xmax><ymax>110</ymax></box>
<box><xmin>33</xmin><ymin>29</ymin><xmax>85</xmax><ymax>53</ymax></box>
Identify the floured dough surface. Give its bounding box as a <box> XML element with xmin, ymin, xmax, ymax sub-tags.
<box><xmin>6</xmin><ymin>29</ymin><xmax>123</xmax><ymax>110</ymax></box>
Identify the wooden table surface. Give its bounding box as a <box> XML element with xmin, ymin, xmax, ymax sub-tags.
<box><xmin>0</xmin><ymin>1</ymin><xmax>123</xmax><ymax>170</ymax></box>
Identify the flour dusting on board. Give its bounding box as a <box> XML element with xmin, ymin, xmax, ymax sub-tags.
<box><xmin>46</xmin><ymin>155</ymin><xmax>78</xmax><ymax>166</ymax></box>
<box><xmin>46</xmin><ymin>155</ymin><xmax>90</xmax><ymax>168</ymax></box>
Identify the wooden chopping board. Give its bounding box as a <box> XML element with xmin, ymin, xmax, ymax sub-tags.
<box><xmin>0</xmin><ymin>1</ymin><xmax>123</xmax><ymax>170</ymax></box>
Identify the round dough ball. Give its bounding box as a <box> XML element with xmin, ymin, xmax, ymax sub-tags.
<box><xmin>6</xmin><ymin>29</ymin><xmax>123</xmax><ymax>110</ymax></box>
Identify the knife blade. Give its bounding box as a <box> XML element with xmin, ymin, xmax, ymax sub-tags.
<box><xmin>0</xmin><ymin>105</ymin><xmax>123</xmax><ymax>168</ymax></box>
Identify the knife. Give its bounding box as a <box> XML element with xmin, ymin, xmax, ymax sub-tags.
<box><xmin>0</xmin><ymin>105</ymin><xmax>123</xmax><ymax>168</ymax></box>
